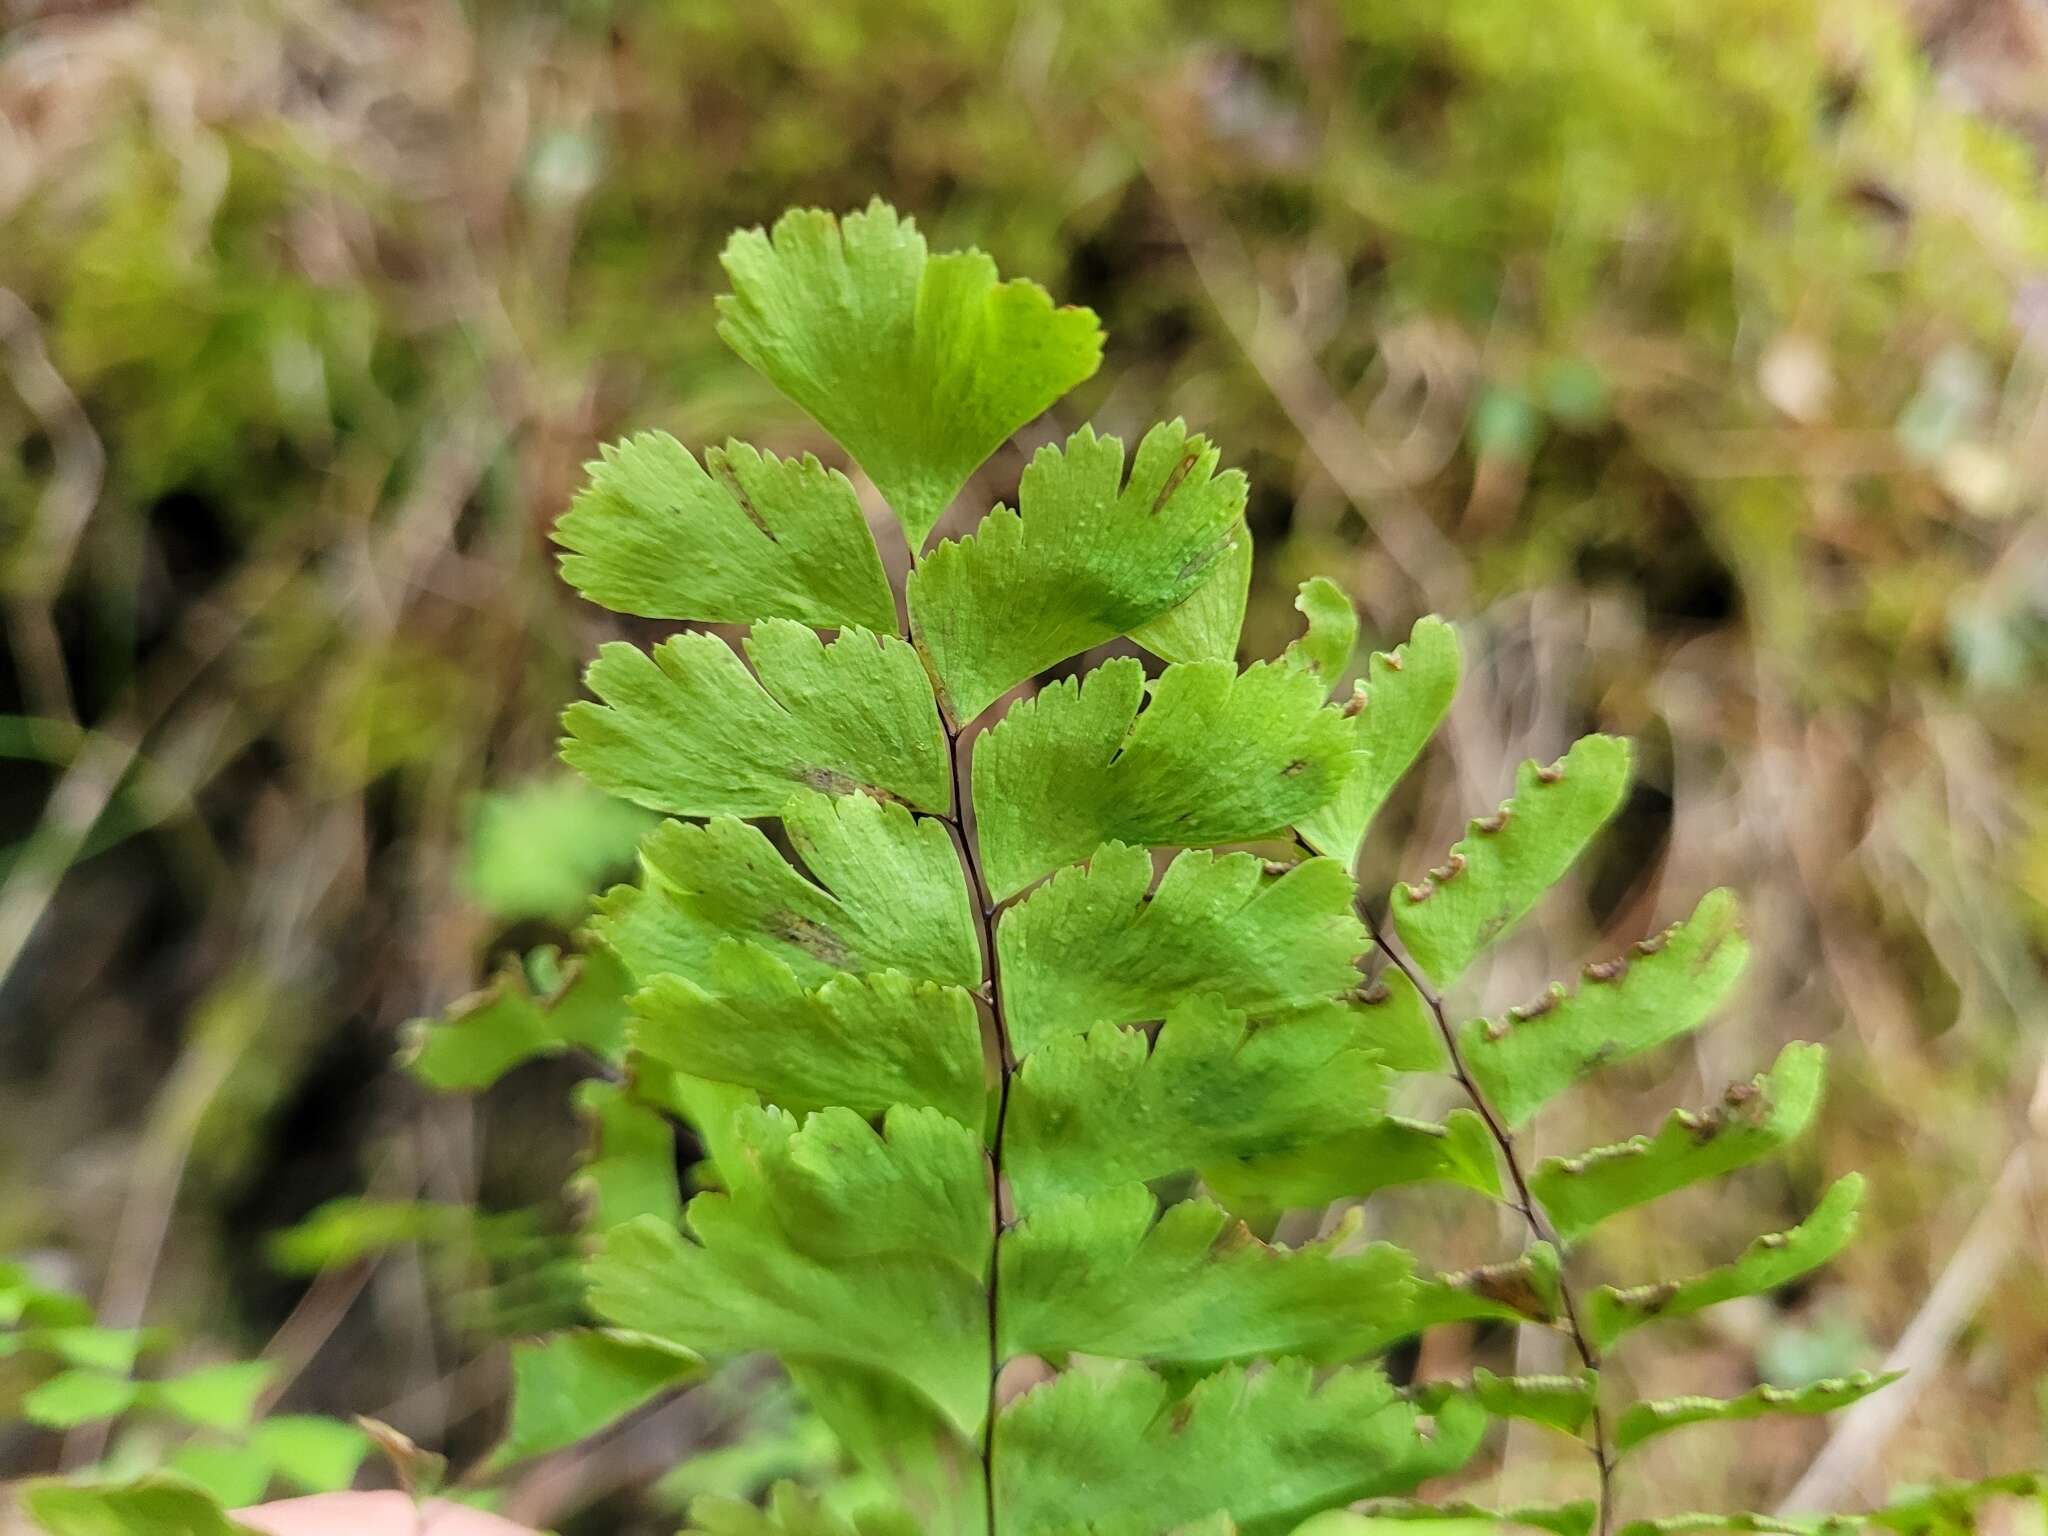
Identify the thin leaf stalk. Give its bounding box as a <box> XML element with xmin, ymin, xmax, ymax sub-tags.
<box><xmin>1367</xmin><ymin>923</ymin><xmax>1617</xmax><ymax>1536</ymax></box>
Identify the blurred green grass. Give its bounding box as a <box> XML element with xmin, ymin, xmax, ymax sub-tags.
<box><xmin>1</xmin><ymin>0</ymin><xmax>2045</xmax><ymax>1528</ymax></box>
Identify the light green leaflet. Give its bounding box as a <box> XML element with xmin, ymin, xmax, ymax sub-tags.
<box><xmin>717</xmin><ymin>200</ymin><xmax>1104</xmax><ymax>548</ymax></box>
<box><xmin>465</xmin><ymin>774</ymin><xmax>655</xmax><ymax>926</ymax></box>
<box><xmin>1392</xmin><ymin>733</ymin><xmax>1632</xmax><ymax>987</ymax></box>
<box><xmin>1296</xmin><ymin>616</ymin><xmax>1460</xmax><ymax>873</ymax></box>
<box><xmin>405</xmin><ymin>940</ymin><xmax>631</xmax><ymax>1091</ymax></box>
<box><xmin>633</xmin><ymin>943</ymin><xmax>986</xmax><ymax>1132</ymax></box>
<box><xmin>1283</xmin><ymin>576</ymin><xmax>1360</xmax><ymax>686</ymax></box>
<box><xmin>993</xmin><ymin>1363</ymin><xmax>1484</xmax><ymax>1536</ymax></box>
<box><xmin>1206</xmin><ymin>1108</ymin><xmax>1502</xmax><ymax>1210</ymax></box>
<box><xmin>1354</xmin><ymin>963</ymin><xmax>1451</xmax><ymax>1074</ymax></box>
<box><xmin>972</xmin><ymin>656</ymin><xmax>1356</xmax><ymax>900</ymax></box>
<box><xmin>575</xmin><ymin>1078</ymin><xmax>684</xmax><ymax>1231</ymax></box>
<box><xmin>24</xmin><ymin>1360</ymin><xmax>277</xmax><ymax>1433</ymax></box>
<box><xmin>688</xmin><ymin>1483</ymin><xmax>916</xmax><ymax>1536</ymax></box>
<box><xmin>1584</xmin><ymin>1175</ymin><xmax>1865</xmax><ymax>1351</ymax></box>
<box><xmin>1002</xmin><ymin>996</ymin><xmax>1386</xmax><ymax>1209</ymax></box>
<box><xmin>729</xmin><ymin>1107</ymin><xmax>989</xmax><ymax>1276</ymax></box>
<box><xmin>160</xmin><ymin>1419</ymin><xmax>361</xmax><ymax>1503</ymax></box>
<box><xmin>1613</xmin><ymin>1371</ymin><xmax>1901</xmax><ymax>1454</ymax></box>
<box><xmin>999</xmin><ymin>1187</ymin><xmax>1412</xmax><ymax>1366</ymax></box>
<box><xmin>1462</xmin><ymin>888</ymin><xmax>1751</xmax><ymax>1128</ymax></box>
<box><xmin>565</xmin><ymin>622</ymin><xmax>949</xmax><ymax>819</ymax></box>
<box><xmin>588</xmin><ymin>1106</ymin><xmax>989</xmax><ymax>1436</ymax></box>
<box><xmin>555</xmin><ymin>433</ymin><xmax>896</xmax><ymax>632</ymax></box>
<box><xmin>995</xmin><ymin>842</ymin><xmax>1366</xmax><ymax>1059</ymax></box>
<box><xmin>1129</xmin><ymin>530</ymin><xmax>1253</xmax><ymax>665</ymax></box>
<box><xmin>780</xmin><ymin>1363</ymin><xmax>979</xmax><ymax>1536</ymax></box>
<box><xmin>493</xmin><ymin>1329</ymin><xmax>701</xmax><ymax>1466</ymax></box>
<box><xmin>1297</xmin><ymin>1500</ymin><xmax>1595</xmax><ymax>1536</ymax></box>
<box><xmin>24</xmin><ymin>1480</ymin><xmax>254</xmax><ymax>1536</ymax></box>
<box><xmin>1603</xmin><ymin>1478</ymin><xmax>2046</xmax><ymax>1536</ymax></box>
<box><xmin>596</xmin><ymin>790</ymin><xmax>979</xmax><ymax>994</ymax></box>
<box><xmin>907</xmin><ymin>420</ymin><xmax>1246</xmax><ymax>722</ymax></box>
<box><xmin>1530</xmin><ymin>1041</ymin><xmax>1828</xmax><ymax>1244</ymax></box>
<box><xmin>1416</xmin><ymin>1369</ymin><xmax>1596</xmax><ymax>1437</ymax></box>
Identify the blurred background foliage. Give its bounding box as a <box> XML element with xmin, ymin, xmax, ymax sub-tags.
<box><xmin>2</xmin><ymin>0</ymin><xmax>2047</xmax><ymax>1530</ymax></box>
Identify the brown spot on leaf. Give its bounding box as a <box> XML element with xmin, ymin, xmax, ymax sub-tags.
<box><xmin>1282</xmin><ymin>759</ymin><xmax>1309</xmax><ymax>778</ymax></box>
<box><xmin>1342</xmin><ymin>687</ymin><xmax>1369</xmax><ymax>718</ymax></box>
<box><xmin>1508</xmin><ymin>987</ymin><xmax>1561</xmax><ymax>1023</ymax></box>
<box><xmin>1536</xmin><ymin>762</ymin><xmax>1565</xmax><ymax>785</ymax></box>
<box><xmin>765</xmin><ymin>910</ymin><xmax>855</xmax><ymax>969</ymax></box>
<box><xmin>1149</xmin><ymin>447</ymin><xmax>1202</xmax><ymax>516</ymax></box>
<box><xmin>1584</xmin><ymin>956</ymin><xmax>1629</xmax><ymax>984</ymax></box>
<box><xmin>1452</xmin><ymin>1259</ymin><xmax>1556</xmax><ymax>1324</ymax></box>
<box><xmin>1474</xmin><ymin>810</ymin><xmax>1511</xmax><ymax>835</ymax></box>
<box><xmin>714</xmin><ymin>457</ymin><xmax>778</xmax><ymax>542</ymax></box>
<box><xmin>1627</xmin><ymin>1280</ymin><xmax>1681</xmax><ymax>1317</ymax></box>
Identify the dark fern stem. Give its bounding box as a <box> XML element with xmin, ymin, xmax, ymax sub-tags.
<box><xmin>937</xmin><ymin>706</ymin><xmax>1014</xmax><ymax>1536</ymax></box>
<box><xmin>1368</xmin><ymin>922</ymin><xmax>1617</xmax><ymax>1536</ymax></box>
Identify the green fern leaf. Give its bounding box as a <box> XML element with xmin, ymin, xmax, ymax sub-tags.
<box><xmin>633</xmin><ymin>945</ymin><xmax>986</xmax><ymax>1132</ymax></box>
<box><xmin>996</xmin><ymin>843</ymin><xmax>1367</xmax><ymax>1058</ymax></box>
<box><xmin>907</xmin><ymin>421</ymin><xmax>1246</xmax><ymax>722</ymax></box>
<box><xmin>1530</xmin><ymin>1041</ymin><xmax>1827</xmax><ymax>1244</ymax></box>
<box><xmin>1613</xmin><ymin>1371</ymin><xmax>1901</xmax><ymax>1454</ymax></box>
<box><xmin>245</xmin><ymin>1416</ymin><xmax>373</xmax><ymax>1495</ymax></box>
<box><xmin>973</xmin><ymin>657</ymin><xmax>1355</xmax><ymax>900</ymax></box>
<box><xmin>151</xmin><ymin>1362</ymin><xmax>276</xmax><ymax>1433</ymax></box>
<box><xmin>1129</xmin><ymin>531</ymin><xmax>1253</xmax><ymax>664</ymax></box>
<box><xmin>494</xmin><ymin>1329</ymin><xmax>699</xmax><ymax>1466</ymax></box>
<box><xmin>1867</xmin><ymin>1473</ymin><xmax>2048</xmax><ymax>1534</ymax></box>
<box><xmin>1350</xmin><ymin>965</ymin><xmax>1451</xmax><ymax>1073</ymax></box>
<box><xmin>1615</xmin><ymin>1515</ymin><xmax>1845</xmax><ymax>1536</ymax></box>
<box><xmin>717</xmin><ymin>201</ymin><xmax>1103</xmax><ymax>548</ymax></box>
<box><xmin>405</xmin><ymin>941</ymin><xmax>631</xmax><ymax>1091</ymax></box>
<box><xmin>993</xmin><ymin>1362</ymin><xmax>1483</xmax><ymax>1536</ymax></box>
<box><xmin>731</xmin><ymin>1105</ymin><xmax>988</xmax><ymax>1276</ymax></box>
<box><xmin>1418</xmin><ymin>1368</ymin><xmax>1596</xmax><ymax>1436</ymax></box>
<box><xmin>1611</xmin><ymin>1479</ymin><xmax>2048</xmax><ymax>1536</ymax></box>
<box><xmin>588</xmin><ymin>1105</ymin><xmax>989</xmax><ymax>1436</ymax></box>
<box><xmin>574</xmin><ymin>1079</ymin><xmax>684</xmax><ymax>1231</ymax></box>
<box><xmin>1004</xmin><ymin>996</ymin><xmax>1385</xmax><ymax>1209</ymax></box>
<box><xmin>597</xmin><ymin>792</ymin><xmax>978</xmax><ymax>993</ymax></box>
<box><xmin>1296</xmin><ymin>617</ymin><xmax>1460</xmax><ymax>872</ymax></box>
<box><xmin>1206</xmin><ymin>1108</ymin><xmax>1502</xmax><ymax>1209</ymax></box>
<box><xmin>1297</xmin><ymin>1499</ymin><xmax>1597</xmax><ymax>1536</ymax></box>
<box><xmin>23</xmin><ymin>1479</ymin><xmax>251</xmax><ymax>1536</ymax></box>
<box><xmin>565</xmin><ymin>624</ymin><xmax>949</xmax><ymax>818</ymax></box>
<box><xmin>999</xmin><ymin>1189</ymin><xmax>1412</xmax><ymax>1366</ymax></box>
<box><xmin>687</xmin><ymin>1480</ymin><xmax>918</xmax><ymax>1536</ymax></box>
<box><xmin>1282</xmin><ymin>577</ymin><xmax>1361</xmax><ymax>687</ymax></box>
<box><xmin>20</xmin><ymin>1369</ymin><xmax>139</xmax><ymax>1428</ymax></box>
<box><xmin>1584</xmin><ymin>1174</ymin><xmax>1864</xmax><ymax>1351</ymax></box>
<box><xmin>779</xmin><ymin>1364</ymin><xmax>979</xmax><ymax>1536</ymax></box>
<box><xmin>1463</xmin><ymin>888</ymin><xmax>1750</xmax><ymax>1128</ymax></box>
<box><xmin>554</xmin><ymin>434</ymin><xmax>896</xmax><ymax>631</ymax></box>
<box><xmin>1392</xmin><ymin>734</ymin><xmax>1632</xmax><ymax>987</ymax></box>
